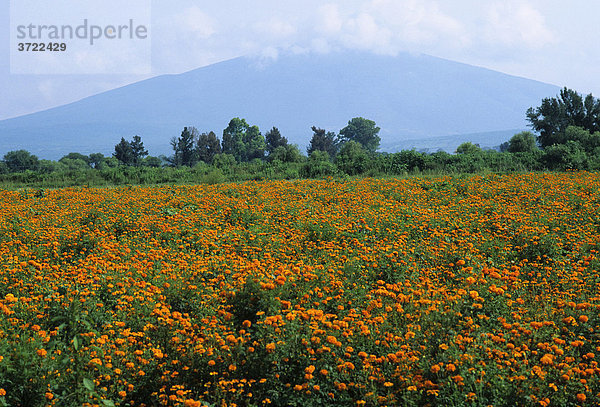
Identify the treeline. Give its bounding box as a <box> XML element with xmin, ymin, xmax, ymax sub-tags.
<box><xmin>1</xmin><ymin>87</ymin><xmax>600</xmax><ymax>187</ymax></box>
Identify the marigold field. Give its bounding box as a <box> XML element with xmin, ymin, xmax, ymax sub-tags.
<box><xmin>2</xmin><ymin>173</ymin><xmax>600</xmax><ymax>407</ymax></box>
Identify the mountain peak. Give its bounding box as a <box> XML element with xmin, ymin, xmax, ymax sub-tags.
<box><xmin>0</xmin><ymin>51</ymin><xmax>558</xmax><ymax>159</ymax></box>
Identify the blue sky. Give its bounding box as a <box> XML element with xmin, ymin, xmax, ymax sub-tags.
<box><xmin>1</xmin><ymin>0</ymin><xmax>599</xmax><ymax>120</ymax></box>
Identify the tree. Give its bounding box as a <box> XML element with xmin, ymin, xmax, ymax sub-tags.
<box><xmin>269</xmin><ymin>144</ymin><xmax>303</xmax><ymax>163</ymax></box>
<box><xmin>170</xmin><ymin>127</ymin><xmax>197</xmax><ymax>167</ymax></box>
<box><xmin>265</xmin><ymin>127</ymin><xmax>288</xmax><ymax>155</ymax></box>
<box><xmin>88</xmin><ymin>153</ymin><xmax>107</xmax><ymax>169</ymax></box>
<box><xmin>508</xmin><ymin>131</ymin><xmax>538</xmax><ymax>153</ymax></box>
<box><xmin>339</xmin><ymin>117</ymin><xmax>381</xmax><ymax>152</ymax></box>
<box><xmin>3</xmin><ymin>150</ymin><xmax>40</xmax><ymax>172</ymax></box>
<box><xmin>60</xmin><ymin>152</ymin><xmax>90</xmax><ymax>166</ymax></box>
<box><xmin>307</xmin><ymin>126</ymin><xmax>338</xmax><ymax>158</ymax></box>
<box><xmin>541</xmin><ymin>140</ymin><xmax>587</xmax><ymax>170</ymax></box>
<box><xmin>222</xmin><ymin>118</ymin><xmax>265</xmax><ymax>162</ymax></box>
<box><xmin>113</xmin><ymin>138</ymin><xmax>135</xmax><ymax>166</ymax></box>
<box><xmin>197</xmin><ymin>131</ymin><xmax>221</xmax><ymax>164</ymax></box>
<box><xmin>455</xmin><ymin>142</ymin><xmax>482</xmax><ymax>155</ymax></box>
<box><xmin>130</xmin><ymin>135</ymin><xmax>148</xmax><ymax>166</ymax></box>
<box><xmin>527</xmin><ymin>87</ymin><xmax>600</xmax><ymax>148</ymax></box>
<box><xmin>335</xmin><ymin>141</ymin><xmax>369</xmax><ymax>175</ymax></box>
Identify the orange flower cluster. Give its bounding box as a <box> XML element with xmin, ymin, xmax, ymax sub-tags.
<box><xmin>0</xmin><ymin>173</ymin><xmax>600</xmax><ymax>405</ymax></box>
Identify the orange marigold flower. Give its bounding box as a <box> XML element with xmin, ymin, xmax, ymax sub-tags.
<box><xmin>579</xmin><ymin>315</ymin><xmax>589</xmax><ymax>323</ymax></box>
<box><xmin>0</xmin><ymin>389</ymin><xmax>5</xmax><ymax>396</ymax></box>
<box><xmin>540</xmin><ymin>354</ymin><xmax>553</xmax><ymax>365</ymax></box>
<box><xmin>36</xmin><ymin>349</ymin><xmax>47</xmax><ymax>357</ymax></box>
<box><xmin>576</xmin><ymin>393</ymin><xmax>586</xmax><ymax>402</ymax></box>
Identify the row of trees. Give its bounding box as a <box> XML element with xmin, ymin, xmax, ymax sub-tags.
<box><xmin>2</xmin><ymin>87</ymin><xmax>600</xmax><ymax>177</ymax></box>
<box><xmin>163</xmin><ymin>117</ymin><xmax>381</xmax><ymax>168</ymax></box>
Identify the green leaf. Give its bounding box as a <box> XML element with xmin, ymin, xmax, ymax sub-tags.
<box><xmin>101</xmin><ymin>400</ymin><xmax>116</xmax><ymax>407</ymax></box>
<box><xmin>73</xmin><ymin>335</ymin><xmax>80</xmax><ymax>350</ymax></box>
<box><xmin>83</xmin><ymin>378</ymin><xmax>95</xmax><ymax>391</ymax></box>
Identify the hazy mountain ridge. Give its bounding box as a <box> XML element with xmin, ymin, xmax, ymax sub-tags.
<box><xmin>0</xmin><ymin>51</ymin><xmax>559</xmax><ymax>159</ymax></box>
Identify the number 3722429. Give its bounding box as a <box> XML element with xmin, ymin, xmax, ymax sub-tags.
<box><xmin>18</xmin><ymin>43</ymin><xmax>67</xmax><ymax>51</ymax></box>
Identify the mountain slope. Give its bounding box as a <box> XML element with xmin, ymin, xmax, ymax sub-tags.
<box><xmin>0</xmin><ymin>51</ymin><xmax>559</xmax><ymax>159</ymax></box>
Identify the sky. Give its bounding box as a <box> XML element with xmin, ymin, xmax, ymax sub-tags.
<box><xmin>1</xmin><ymin>0</ymin><xmax>599</xmax><ymax>120</ymax></box>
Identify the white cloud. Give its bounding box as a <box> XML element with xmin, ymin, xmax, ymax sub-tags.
<box><xmin>342</xmin><ymin>13</ymin><xmax>394</xmax><ymax>54</ymax></box>
<box><xmin>176</xmin><ymin>6</ymin><xmax>216</xmax><ymax>39</ymax></box>
<box><xmin>484</xmin><ymin>2</ymin><xmax>555</xmax><ymax>48</ymax></box>
<box><xmin>255</xmin><ymin>18</ymin><xmax>297</xmax><ymax>38</ymax></box>
<box><xmin>317</xmin><ymin>4</ymin><xmax>343</xmax><ymax>34</ymax></box>
<box><xmin>313</xmin><ymin>0</ymin><xmax>470</xmax><ymax>55</ymax></box>
<box><xmin>368</xmin><ymin>0</ymin><xmax>469</xmax><ymax>47</ymax></box>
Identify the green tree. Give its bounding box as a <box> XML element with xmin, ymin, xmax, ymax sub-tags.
<box><xmin>113</xmin><ymin>138</ymin><xmax>135</xmax><ymax>166</ymax></box>
<box><xmin>265</xmin><ymin>127</ymin><xmax>288</xmax><ymax>155</ymax></box>
<box><xmin>213</xmin><ymin>153</ymin><xmax>237</xmax><ymax>175</ymax></box>
<box><xmin>508</xmin><ymin>131</ymin><xmax>538</xmax><ymax>153</ymax></box>
<box><xmin>58</xmin><ymin>158</ymin><xmax>89</xmax><ymax>171</ymax></box>
<box><xmin>196</xmin><ymin>131</ymin><xmax>221</xmax><ymax>164</ymax></box>
<box><xmin>455</xmin><ymin>142</ymin><xmax>482</xmax><ymax>155</ymax></box>
<box><xmin>88</xmin><ymin>153</ymin><xmax>107</xmax><ymax>169</ymax></box>
<box><xmin>542</xmin><ymin>140</ymin><xmax>588</xmax><ymax>170</ymax></box>
<box><xmin>3</xmin><ymin>150</ymin><xmax>40</xmax><ymax>172</ymax></box>
<box><xmin>527</xmin><ymin>87</ymin><xmax>600</xmax><ymax>148</ymax></box>
<box><xmin>60</xmin><ymin>152</ymin><xmax>90</xmax><ymax>166</ymax></box>
<box><xmin>130</xmin><ymin>135</ymin><xmax>148</xmax><ymax>166</ymax></box>
<box><xmin>269</xmin><ymin>144</ymin><xmax>303</xmax><ymax>163</ymax></box>
<box><xmin>222</xmin><ymin>118</ymin><xmax>265</xmax><ymax>162</ymax></box>
<box><xmin>170</xmin><ymin>127</ymin><xmax>197</xmax><ymax>167</ymax></box>
<box><xmin>338</xmin><ymin>117</ymin><xmax>381</xmax><ymax>152</ymax></box>
<box><xmin>307</xmin><ymin>126</ymin><xmax>338</xmax><ymax>158</ymax></box>
<box><xmin>335</xmin><ymin>141</ymin><xmax>369</xmax><ymax>175</ymax></box>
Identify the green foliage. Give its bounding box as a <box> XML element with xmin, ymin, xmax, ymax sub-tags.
<box><xmin>542</xmin><ymin>140</ymin><xmax>588</xmax><ymax>170</ymax></box>
<box><xmin>221</xmin><ymin>118</ymin><xmax>265</xmax><ymax>162</ymax></box>
<box><xmin>508</xmin><ymin>131</ymin><xmax>538</xmax><ymax>153</ymax></box>
<box><xmin>265</xmin><ymin>127</ymin><xmax>288</xmax><ymax>155</ymax></box>
<box><xmin>338</xmin><ymin>117</ymin><xmax>381</xmax><ymax>152</ymax></box>
<box><xmin>143</xmin><ymin>156</ymin><xmax>163</xmax><ymax>168</ymax></box>
<box><xmin>336</xmin><ymin>141</ymin><xmax>369</xmax><ymax>175</ymax></box>
<box><xmin>455</xmin><ymin>142</ymin><xmax>482</xmax><ymax>155</ymax></box>
<box><xmin>88</xmin><ymin>153</ymin><xmax>107</xmax><ymax>169</ymax></box>
<box><xmin>3</xmin><ymin>150</ymin><xmax>40</xmax><ymax>172</ymax></box>
<box><xmin>60</xmin><ymin>152</ymin><xmax>91</xmax><ymax>166</ymax></box>
<box><xmin>113</xmin><ymin>137</ymin><xmax>135</xmax><ymax>166</ymax></box>
<box><xmin>307</xmin><ymin>126</ymin><xmax>339</xmax><ymax>157</ymax></box>
<box><xmin>301</xmin><ymin>150</ymin><xmax>337</xmax><ymax>178</ymax></box>
<box><xmin>527</xmin><ymin>87</ymin><xmax>600</xmax><ymax>148</ymax></box>
<box><xmin>170</xmin><ymin>127</ymin><xmax>198</xmax><ymax>167</ymax></box>
<box><xmin>269</xmin><ymin>144</ymin><xmax>304</xmax><ymax>163</ymax></box>
<box><xmin>197</xmin><ymin>131</ymin><xmax>221</xmax><ymax>164</ymax></box>
<box><xmin>212</xmin><ymin>153</ymin><xmax>237</xmax><ymax>174</ymax></box>
<box><xmin>130</xmin><ymin>135</ymin><xmax>149</xmax><ymax>166</ymax></box>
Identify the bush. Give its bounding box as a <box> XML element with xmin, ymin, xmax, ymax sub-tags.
<box><xmin>301</xmin><ymin>151</ymin><xmax>337</xmax><ymax>178</ymax></box>
<box><xmin>542</xmin><ymin>141</ymin><xmax>588</xmax><ymax>170</ymax></box>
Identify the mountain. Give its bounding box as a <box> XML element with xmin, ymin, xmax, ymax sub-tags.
<box><xmin>0</xmin><ymin>51</ymin><xmax>560</xmax><ymax>159</ymax></box>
